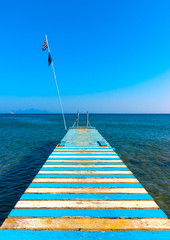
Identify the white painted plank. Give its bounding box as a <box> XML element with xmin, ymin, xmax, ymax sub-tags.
<box><xmin>25</xmin><ymin>187</ymin><xmax>147</xmax><ymax>194</ymax></box>
<box><xmin>42</xmin><ymin>164</ymin><xmax>127</xmax><ymax>168</ymax></box>
<box><xmin>38</xmin><ymin>170</ymin><xmax>132</xmax><ymax>174</ymax></box>
<box><xmin>46</xmin><ymin>160</ymin><xmax>122</xmax><ymax>163</ymax></box>
<box><xmin>15</xmin><ymin>200</ymin><xmax>158</xmax><ymax>209</ymax></box>
<box><xmin>33</xmin><ymin>178</ymin><xmax>139</xmax><ymax>183</ymax></box>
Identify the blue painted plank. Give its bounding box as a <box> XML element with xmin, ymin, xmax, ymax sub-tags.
<box><xmin>48</xmin><ymin>157</ymin><xmax>121</xmax><ymax>160</ymax></box>
<box><xmin>0</xmin><ymin>230</ymin><xmax>169</xmax><ymax>240</ymax></box>
<box><xmin>44</xmin><ymin>162</ymin><xmax>125</xmax><ymax>165</ymax></box>
<box><xmin>9</xmin><ymin>209</ymin><xmax>167</xmax><ymax>218</ymax></box>
<box><xmin>55</xmin><ymin>148</ymin><xmax>112</xmax><ymax>149</ymax></box>
<box><xmin>53</xmin><ymin>151</ymin><xmax>114</xmax><ymax>152</ymax></box>
<box><xmin>21</xmin><ymin>193</ymin><xmax>153</xmax><ymax>200</ymax></box>
<box><xmin>29</xmin><ymin>182</ymin><xmax>142</xmax><ymax>188</ymax></box>
<box><xmin>0</xmin><ymin>231</ymin><xmax>169</xmax><ymax>240</ymax></box>
<box><xmin>50</xmin><ymin>153</ymin><xmax>117</xmax><ymax>158</ymax></box>
<box><xmin>98</xmin><ymin>141</ymin><xmax>108</xmax><ymax>146</ymax></box>
<box><xmin>36</xmin><ymin>174</ymin><xmax>135</xmax><ymax>178</ymax></box>
<box><xmin>51</xmin><ymin>148</ymin><xmax>114</xmax><ymax>150</ymax></box>
<box><xmin>59</xmin><ymin>141</ymin><xmax>66</xmax><ymax>147</ymax></box>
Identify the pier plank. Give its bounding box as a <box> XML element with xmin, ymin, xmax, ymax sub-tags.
<box><xmin>1</xmin><ymin>217</ymin><xmax>170</xmax><ymax>230</ymax></box>
<box><xmin>0</xmin><ymin>126</ymin><xmax>169</xmax><ymax>236</ymax></box>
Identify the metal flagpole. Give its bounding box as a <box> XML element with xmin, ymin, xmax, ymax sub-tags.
<box><xmin>45</xmin><ymin>35</ymin><xmax>67</xmax><ymax>131</ymax></box>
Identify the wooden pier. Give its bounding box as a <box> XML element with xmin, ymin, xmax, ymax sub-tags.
<box><xmin>0</xmin><ymin>126</ymin><xmax>169</xmax><ymax>239</ymax></box>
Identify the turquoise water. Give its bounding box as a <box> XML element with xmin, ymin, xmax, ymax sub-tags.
<box><xmin>0</xmin><ymin>114</ymin><xmax>169</xmax><ymax>225</ymax></box>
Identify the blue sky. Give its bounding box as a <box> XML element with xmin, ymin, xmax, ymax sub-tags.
<box><xmin>0</xmin><ymin>0</ymin><xmax>170</xmax><ymax>113</ymax></box>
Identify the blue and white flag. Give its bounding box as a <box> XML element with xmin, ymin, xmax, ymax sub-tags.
<box><xmin>42</xmin><ymin>40</ymin><xmax>48</xmax><ymax>51</ymax></box>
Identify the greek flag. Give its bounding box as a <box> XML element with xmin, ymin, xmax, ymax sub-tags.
<box><xmin>42</xmin><ymin>40</ymin><xmax>48</xmax><ymax>51</ymax></box>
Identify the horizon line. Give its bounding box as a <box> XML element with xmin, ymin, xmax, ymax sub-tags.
<box><xmin>0</xmin><ymin>113</ymin><xmax>170</xmax><ymax>115</ymax></box>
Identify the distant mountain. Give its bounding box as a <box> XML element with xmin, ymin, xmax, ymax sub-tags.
<box><xmin>14</xmin><ymin>108</ymin><xmax>50</xmax><ymax>114</ymax></box>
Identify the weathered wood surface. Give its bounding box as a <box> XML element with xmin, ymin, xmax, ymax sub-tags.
<box><xmin>0</xmin><ymin>127</ymin><xmax>169</xmax><ymax>239</ymax></box>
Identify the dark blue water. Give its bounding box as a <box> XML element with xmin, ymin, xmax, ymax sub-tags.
<box><xmin>0</xmin><ymin>114</ymin><xmax>169</xmax><ymax>225</ymax></box>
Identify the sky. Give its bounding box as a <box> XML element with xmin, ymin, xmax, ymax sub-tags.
<box><xmin>0</xmin><ymin>0</ymin><xmax>170</xmax><ymax>113</ymax></box>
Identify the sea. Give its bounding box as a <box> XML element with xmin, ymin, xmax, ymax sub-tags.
<box><xmin>0</xmin><ymin>114</ymin><xmax>169</xmax><ymax>225</ymax></box>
